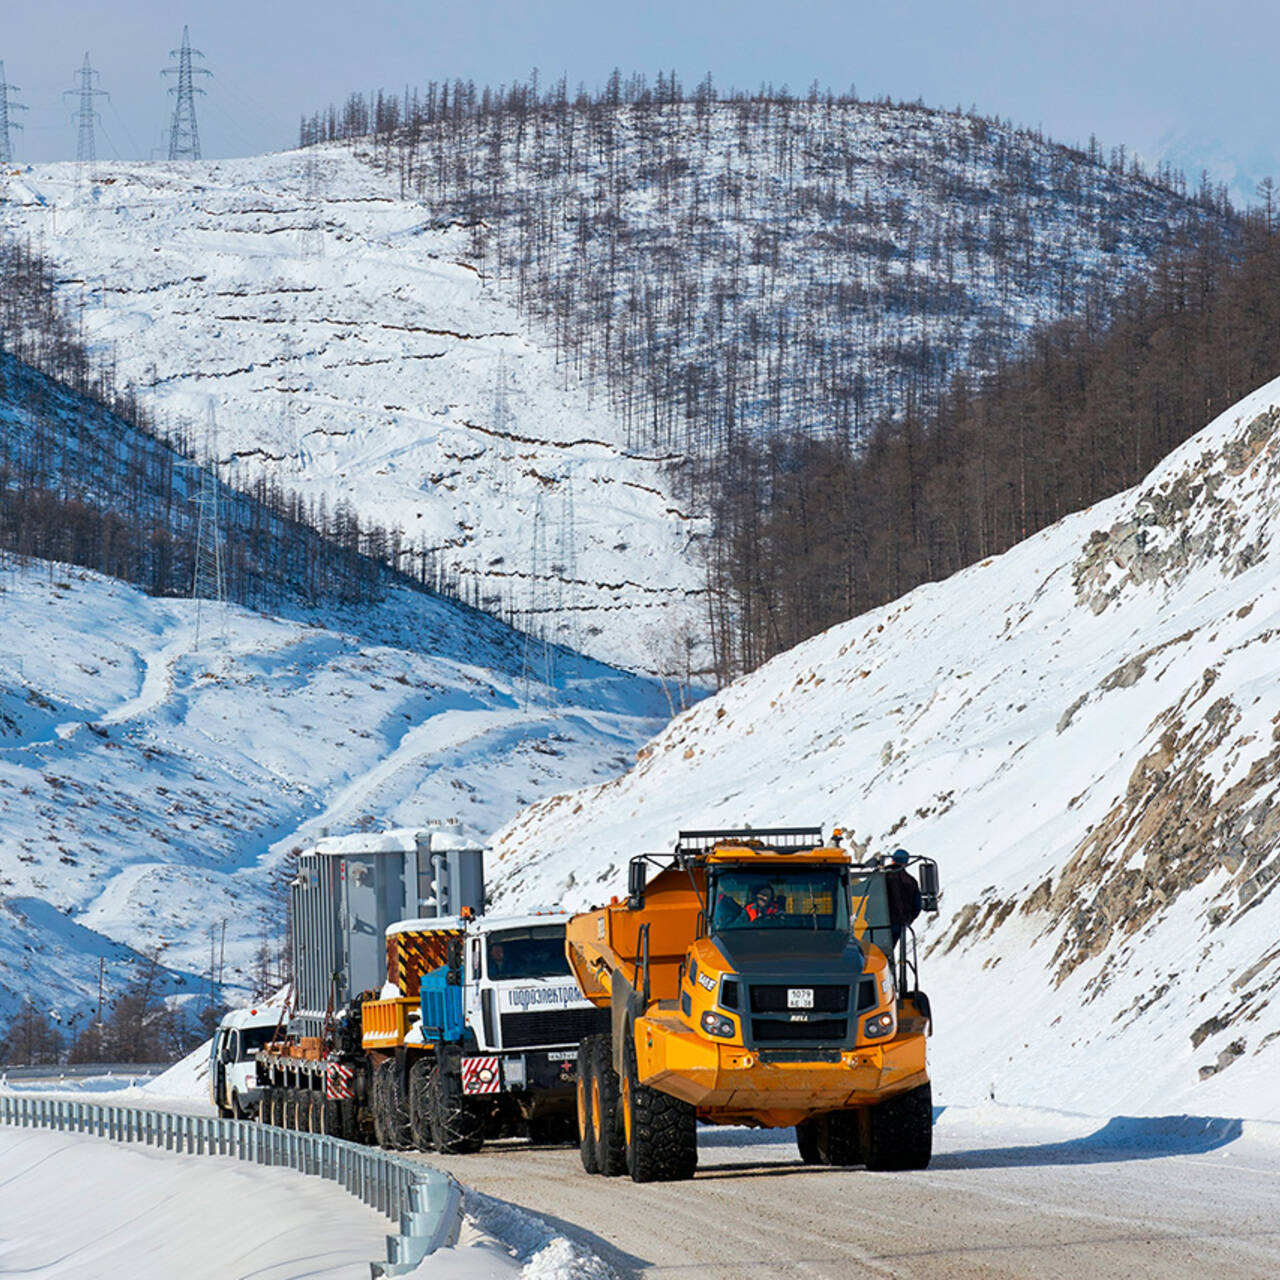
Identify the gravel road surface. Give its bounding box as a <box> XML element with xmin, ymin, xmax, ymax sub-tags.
<box><xmin>419</xmin><ymin>1107</ymin><xmax>1280</xmax><ymax>1279</ymax></box>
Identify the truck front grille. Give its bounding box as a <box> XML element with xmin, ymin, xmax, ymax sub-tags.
<box><xmin>499</xmin><ymin>1007</ymin><xmax>609</xmax><ymax>1049</ymax></box>
<box><xmin>749</xmin><ymin>984</ymin><xmax>849</xmax><ymax>1013</ymax></box>
<box><xmin>750</xmin><ymin>1017</ymin><xmax>848</xmax><ymax>1042</ymax></box>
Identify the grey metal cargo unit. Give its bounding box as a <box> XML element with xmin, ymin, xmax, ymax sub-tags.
<box><xmin>290</xmin><ymin>828</ymin><xmax>485</xmax><ymax>1037</ymax></box>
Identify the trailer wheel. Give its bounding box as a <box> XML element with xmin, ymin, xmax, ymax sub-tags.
<box><xmin>622</xmin><ymin>1030</ymin><xmax>697</xmax><ymax>1182</ymax></box>
<box><xmin>426</xmin><ymin>1062</ymin><xmax>484</xmax><ymax>1154</ymax></box>
<box><xmin>589</xmin><ymin>1035</ymin><xmax>627</xmax><ymax>1177</ymax></box>
<box><xmin>577</xmin><ymin>1038</ymin><xmax>600</xmax><ymax>1173</ymax></box>
<box><xmin>408</xmin><ymin>1058</ymin><xmax>435</xmax><ymax>1151</ymax></box>
<box><xmin>339</xmin><ymin>1097</ymin><xmax>362</xmax><ymax>1143</ymax></box>
<box><xmin>863</xmin><ymin>1083</ymin><xmax>932</xmax><ymax>1171</ymax></box>
<box><xmin>307</xmin><ymin>1090</ymin><xmax>326</xmax><ymax>1133</ymax></box>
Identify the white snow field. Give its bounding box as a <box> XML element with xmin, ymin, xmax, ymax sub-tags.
<box><xmin>0</xmin><ymin>565</ymin><xmax>670</xmax><ymax>1027</ymax></box>
<box><xmin>491</xmin><ymin>374</ymin><xmax>1280</xmax><ymax>1124</ymax></box>
<box><xmin>0</xmin><ymin>152</ymin><xmax>705</xmax><ymax>676</ymax></box>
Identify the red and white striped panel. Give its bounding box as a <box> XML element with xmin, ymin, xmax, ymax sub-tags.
<box><xmin>325</xmin><ymin>1062</ymin><xmax>355</xmax><ymax>1101</ymax></box>
<box><xmin>461</xmin><ymin>1056</ymin><xmax>501</xmax><ymax>1095</ymax></box>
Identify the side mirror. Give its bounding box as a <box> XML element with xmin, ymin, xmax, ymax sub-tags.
<box><xmin>917</xmin><ymin>860</ymin><xmax>940</xmax><ymax>913</ymax></box>
<box><xmin>628</xmin><ymin>859</ymin><xmax>646</xmax><ymax>911</ymax></box>
<box><xmin>446</xmin><ymin>935</ymin><xmax>463</xmax><ymax>985</ymax></box>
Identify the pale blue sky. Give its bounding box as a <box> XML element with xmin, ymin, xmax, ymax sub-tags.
<box><xmin>2</xmin><ymin>1</ymin><xmax>1273</xmax><ymax>205</ymax></box>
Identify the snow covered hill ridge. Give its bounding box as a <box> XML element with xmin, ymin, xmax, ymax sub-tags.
<box><xmin>0</xmin><ymin>562</ymin><xmax>670</xmax><ymax>1032</ymax></box>
<box><xmin>490</xmin><ymin>377</ymin><xmax>1280</xmax><ymax>1122</ymax></box>
<box><xmin>0</xmin><ymin>152</ymin><xmax>704</xmax><ymax>679</ymax></box>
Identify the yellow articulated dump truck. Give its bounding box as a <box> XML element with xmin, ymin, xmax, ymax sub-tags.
<box><xmin>565</xmin><ymin>827</ymin><xmax>940</xmax><ymax>1182</ymax></box>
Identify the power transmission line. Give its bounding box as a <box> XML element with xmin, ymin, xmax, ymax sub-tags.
<box><xmin>192</xmin><ymin>403</ymin><xmax>227</xmax><ymax>650</ymax></box>
<box><xmin>556</xmin><ymin>468</ymin><xmax>580</xmax><ymax>655</ymax></box>
<box><xmin>0</xmin><ymin>61</ymin><xmax>28</xmax><ymax>165</ymax></box>
<box><xmin>163</xmin><ymin>25</ymin><xmax>209</xmax><ymax>161</ymax></box>
<box><xmin>64</xmin><ymin>52</ymin><xmax>107</xmax><ymax>174</ymax></box>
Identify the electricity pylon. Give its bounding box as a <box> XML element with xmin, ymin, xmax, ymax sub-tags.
<box><xmin>65</xmin><ymin>53</ymin><xmax>107</xmax><ymax>172</ymax></box>
<box><xmin>163</xmin><ymin>26</ymin><xmax>209</xmax><ymax>161</ymax></box>
<box><xmin>0</xmin><ymin>61</ymin><xmax>27</xmax><ymax>165</ymax></box>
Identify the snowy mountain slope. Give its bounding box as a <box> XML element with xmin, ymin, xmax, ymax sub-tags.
<box><xmin>381</xmin><ymin>94</ymin><xmax>1224</xmax><ymax>449</ymax></box>
<box><xmin>0</xmin><ymin>558</ymin><xmax>671</xmax><ymax>1031</ymax></box>
<box><xmin>0</xmin><ymin>152</ymin><xmax>704</xmax><ymax>677</ymax></box>
<box><xmin>489</xmin><ymin>377</ymin><xmax>1280</xmax><ymax>1121</ymax></box>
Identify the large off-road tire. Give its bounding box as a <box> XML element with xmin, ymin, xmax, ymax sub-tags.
<box><xmin>258</xmin><ymin>1087</ymin><xmax>275</xmax><ymax>1125</ymax></box>
<box><xmin>590</xmin><ymin>1035</ymin><xmax>627</xmax><ymax>1177</ymax></box>
<box><xmin>409</xmin><ymin>1058</ymin><xmax>435</xmax><ymax>1151</ymax></box>
<box><xmin>577</xmin><ymin>1038</ymin><xmax>600</xmax><ymax>1173</ymax></box>
<box><xmin>622</xmin><ymin>1030</ymin><xmax>697</xmax><ymax>1182</ymax></box>
<box><xmin>426</xmin><ymin>1062</ymin><xmax>484</xmax><ymax>1154</ymax></box>
<box><xmin>820</xmin><ymin>1111</ymin><xmax>861</xmax><ymax>1165</ymax></box>
<box><xmin>863</xmin><ymin>1083</ymin><xmax>933</xmax><ymax>1171</ymax></box>
<box><xmin>372</xmin><ymin>1062</ymin><xmax>390</xmax><ymax>1148</ymax></box>
<box><xmin>382</xmin><ymin>1060</ymin><xmax>413</xmax><ymax>1150</ymax></box>
<box><xmin>796</xmin><ymin>1118</ymin><xmax>822</xmax><ymax>1164</ymax></box>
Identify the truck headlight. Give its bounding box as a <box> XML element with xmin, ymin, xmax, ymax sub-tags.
<box><xmin>700</xmin><ymin>1011</ymin><xmax>736</xmax><ymax>1039</ymax></box>
<box><xmin>864</xmin><ymin>1012</ymin><xmax>895</xmax><ymax>1039</ymax></box>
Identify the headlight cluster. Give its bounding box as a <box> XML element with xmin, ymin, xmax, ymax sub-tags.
<box><xmin>864</xmin><ymin>1011</ymin><xmax>895</xmax><ymax>1039</ymax></box>
<box><xmin>700</xmin><ymin>1010</ymin><xmax>736</xmax><ymax>1039</ymax></box>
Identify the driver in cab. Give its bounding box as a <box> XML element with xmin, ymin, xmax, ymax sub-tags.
<box><xmin>744</xmin><ymin>883</ymin><xmax>781</xmax><ymax>922</ymax></box>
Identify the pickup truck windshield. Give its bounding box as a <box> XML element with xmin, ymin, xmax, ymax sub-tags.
<box><xmin>709</xmin><ymin>867</ymin><xmax>849</xmax><ymax>932</ymax></box>
<box><xmin>487</xmin><ymin>925</ymin><xmax>568</xmax><ymax>980</ymax></box>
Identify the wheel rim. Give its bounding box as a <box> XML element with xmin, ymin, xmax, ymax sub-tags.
<box><xmin>591</xmin><ymin>1074</ymin><xmax>603</xmax><ymax>1144</ymax></box>
<box><xmin>576</xmin><ymin>1073</ymin><xmax>589</xmax><ymax>1139</ymax></box>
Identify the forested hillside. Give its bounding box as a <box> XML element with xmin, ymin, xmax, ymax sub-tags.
<box><xmin>307</xmin><ymin>77</ymin><xmax>1245</xmax><ymax>678</ymax></box>
<box><xmin>705</xmin><ymin>214</ymin><xmax>1280</xmax><ymax>672</ymax></box>
<box><xmin>0</xmin><ymin>237</ymin><xmax>456</xmax><ymax>618</ymax></box>
<box><xmin>312</xmin><ymin>78</ymin><xmax>1225</xmax><ymax>458</ymax></box>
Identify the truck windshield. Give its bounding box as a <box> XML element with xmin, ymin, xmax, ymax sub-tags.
<box><xmin>487</xmin><ymin>925</ymin><xmax>568</xmax><ymax>980</ymax></box>
<box><xmin>241</xmin><ymin>1026</ymin><xmax>275</xmax><ymax>1054</ymax></box>
<box><xmin>709</xmin><ymin>867</ymin><xmax>849</xmax><ymax>932</ymax></box>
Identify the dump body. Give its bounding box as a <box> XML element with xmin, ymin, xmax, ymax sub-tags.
<box><xmin>566</xmin><ymin>829</ymin><xmax>933</xmax><ymax>1160</ymax></box>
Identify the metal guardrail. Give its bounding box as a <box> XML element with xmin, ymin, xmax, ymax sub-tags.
<box><xmin>1</xmin><ymin>1062</ymin><xmax>166</xmax><ymax>1082</ymax></box>
<box><xmin>0</xmin><ymin>1093</ymin><xmax>462</xmax><ymax>1278</ymax></box>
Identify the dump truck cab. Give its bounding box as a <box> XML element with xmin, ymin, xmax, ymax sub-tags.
<box><xmin>566</xmin><ymin>827</ymin><xmax>939</xmax><ymax>1181</ymax></box>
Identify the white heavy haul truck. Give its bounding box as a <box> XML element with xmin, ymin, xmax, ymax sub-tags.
<box><xmin>249</xmin><ymin>825</ymin><xmax>606</xmax><ymax>1151</ymax></box>
<box><xmin>365</xmin><ymin>911</ymin><xmax>609</xmax><ymax>1150</ymax></box>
